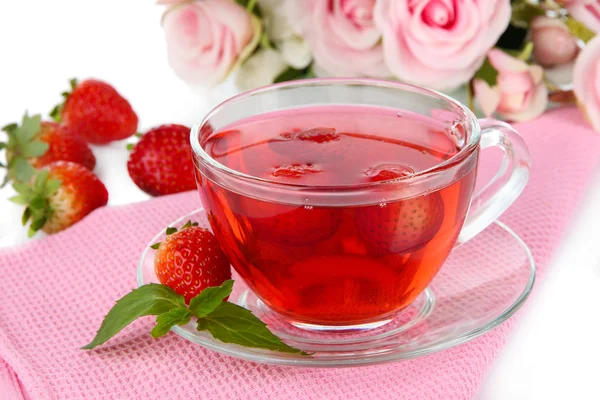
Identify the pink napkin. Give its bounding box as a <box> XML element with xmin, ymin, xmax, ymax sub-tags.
<box><xmin>0</xmin><ymin>107</ymin><xmax>598</xmax><ymax>400</ymax></box>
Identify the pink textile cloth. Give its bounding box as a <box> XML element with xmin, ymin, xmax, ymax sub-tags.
<box><xmin>0</xmin><ymin>107</ymin><xmax>599</xmax><ymax>400</ymax></box>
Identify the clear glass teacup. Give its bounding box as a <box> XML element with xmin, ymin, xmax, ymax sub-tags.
<box><xmin>191</xmin><ymin>79</ymin><xmax>530</xmax><ymax>330</ymax></box>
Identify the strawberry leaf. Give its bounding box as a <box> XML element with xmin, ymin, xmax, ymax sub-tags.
<box><xmin>12</xmin><ymin>181</ymin><xmax>33</xmax><ymax>195</ymax></box>
<box><xmin>28</xmin><ymin>215</ymin><xmax>47</xmax><ymax>236</ymax></box>
<box><xmin>44</xmin><ymin>179</ymin><xmax>61</xmax><ymax>196</ymax></box>
<box><xmin>19</xmin><ymin>113</ymin><xmax>41</xmax><ymax>143</ymax></box>
<box><xmin>82</xmin><ymin>284</ymin><xmax>186</xmax><ymax>350</ymax></box>
<box><xmin>21</xmin><ymin>207</ymin><xmax>32</xmax><ymax>225</ymax></box>
<box><xmin>196</xmin><ymin>302</ymin><xmax>305</xmax><ymax>354</ymax></box>
<box><xmin>1</xmin><ymin>123</ymin><xmax>17</xmax><ymax>133</ymax></box>
<box><xmin>12</xmin><ymin>158</ymin><xmax>35</xmax><ymax>182</ymax></box>
<box><xmin>29</xmin><ymin>196</ymin><xmax>48</xmax><ymax>210</ymax></box>
<box><xmin>151</xmin><ymin>307</ymin><xmax>191</xmax><ymax>338</ymax></box>
<box><xmin>126</xmin><ymin>143</ymin><xmax>134</xmax><ymax>151</ymax></box>
<box><xmin>34</xmin><ymin>170</ymin><xmax>49</xmax><ymax>192</ymax></box>
<box><xmin>189</xmin><ymin>280</ymin><xmax>234</xmax><ymax>318</ymax></box>
<box><xmin>9</xmin><ymin>194</ymin><xmax>28</xmax><ymax>205</ymax></box>
<box><xmin>165</xmin><ymin>227</ymin><xmax>177</xmax><ymax>235</ymax></box>
<box><xmin>21</xmin><ymin>141</ymin><xmax>49</xmax><ymax>158</ymax></box>
<box><xmin>150</xmin><ymin>242</ymin><xmax>161</xmax><ymax>250</ymax></box>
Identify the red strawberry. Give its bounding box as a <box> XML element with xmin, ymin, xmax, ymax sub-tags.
<box><xmin>10</xmin><ymin>161</ymin><xmax>108</xmax><ymax>236</ymax></box>
<box><xmin>355</xmin><ymin>192</ymin><xmax>445</xmax><ymax>254</ymax></box>
<box><xmin>153</xmin><ymin>222</ymin><xmax>232</xmax><ymax>303</ymax></box>
<box><xmin>1</xmin><ymin>113</ymin><xmax>95</xmax><ymax>186</ymax></box>
<box><xmin>238</xmin><ymin>197</ymin><xmax>342</xmax><ymax>246</ymax></box>
<box><xmin>127</xmin><ymin>124</ymin><xmax>195</xmax><ymax>196</ymax></box>
<box><xmin>50</xmin><ymin>78</ymin><xmax>138</xmax><ymax>144</ymax></box>
<box><xmin>268</xmin><ymin>127</ymin><xmax>352</xmax><ymax>164</ymax></box>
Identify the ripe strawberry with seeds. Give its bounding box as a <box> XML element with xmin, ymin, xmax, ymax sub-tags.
<box><xmin>127</xmin><ymin>124</ymin><xmax>196</xmax><ymax>196</ymax></box>
<box><xmin>50</xmin><ymin>78</ymin><xmax>138</xmax><ymax>144</ymax></box>
<box><xmin>10</xmin><ymin>161</ymin><xmax>108</xmax><ymax>236</ymax></box>
<box><xmin>1</xmin><ymin>113</ymin><xmax>95</xmax><ymax>186</ymax></box>
<box><xmin>355</xmin><ymin>191</ymin><xmax>445</xmax><ymax>255</ymax></box>
<box><xmin>153</xmin><ymin>221</ymin><xmax>232</xmax><ymax>303</ymax></box>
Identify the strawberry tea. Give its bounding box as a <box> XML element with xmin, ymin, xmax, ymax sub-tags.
<box><xmin>195</xmin><ymin>104</ymin><xmax>478</xmax><ymax>327</ymax></box>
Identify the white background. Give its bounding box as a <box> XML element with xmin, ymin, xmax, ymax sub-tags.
<box><xmin>1</xmin><ymin>2</ymin><xmax>599</xmax><ymax>399</ymax></box>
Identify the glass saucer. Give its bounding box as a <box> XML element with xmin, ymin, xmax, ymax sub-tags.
<box><xmin>137</xmin><ymin>208</ymin><xmax>535</xmax><ymax>367</ymax></box>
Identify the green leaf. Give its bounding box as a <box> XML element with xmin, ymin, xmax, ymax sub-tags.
<box><xmin>82</xmin><ymin>284</ymin><xmax>187</xmax><ymax>349</ymax></box>
<box><xmin>21</xmin><ymin>141</ymin><xmax>49</xmax><ymax>158</ymax></box>
<box><xmin>12</xmin><ymin>157</ymin><xmax>35</xmax><ymax>182</ymax></box>
<box><xmin>28</xmin><ymin>215</ymin><xmax>47</xmax><ymax>236</ymax></box>
<box><xmin>135</xmin><ymin>132</ymin><xmax>143</xmax><ymax>138</ymax></box>
<box><xmin>151</xmin><ymin>307</ymin><xmax>191</xmax><ymax>338</ymax></box>
<box><xmin>189</xmin><ymin>280</ymin><xmax>234</xmax><ymax>318</ymax></box>
<box><xmin>1</xmin><ymin>123</ymin><xmax>17</xmax><ymax>133</ymax></box>
<box><xmin>49</xmin><ymin>104</ymin><xmax>62</xmax><ymax>122</ymax></box>
<box><xmin>150</xmin><ymin>242</ymin><xmax>161</xmax><ymax>250</ymax></box>
<box><xmin>196</xmin><ymin>302</ymin><xmax>305</xmax><ymax>354</ymax></box>
<box><xmin>126</xmin><ymin>143</ymin><xmax>134</xmax><ymax>151</ymax></box>
<box><xmin>29</xmin><ymin>195</ymin><xmax>48</xmax><ymax>210</ymax></box>
<box><xmin>274</xmin><ymin>66</ymin><xmax>311</xmax><ymax>84</ymax></box>
<box><xmin>12</xmin><ymin>181</ymin><xmax>33</xmax><ymax>195</ymax></box>
<box><xmin>34</xmin><ymin>170</ymin><xmax>49</xmax><ymax>192</ymax></box>
<box><xmin>8</xmin><ymin>194</ymin><xmax>28</xmax><ymax>205</ymax></box>
<box><xmin>69</xmin><ymin>78</ymin><xmax>78</xmax><ymax>91</ymax></box>
<box><xmin>511</xmin><ymin>2</ymin><xmax>545</xmax><ymax>28</ymax></box>
<box><xmin>473</xmin><ymin>57</ymin><xmax>498</xmax><ymax>88</ymax></box>
<box><xmin>20</xmin><ymin>113</ymin><xmax>41</xmax><ymax>143</ymax></box>
<box><xmin>259</xmin><ymin>32</ymin><xmax>272</xmax><ymax>49</ymax></box>
<box><xmin>565</xmin><ymin>16</ymin><xmax>596</xmax><ymax>43</ymax></box>
<box><xmin>165</xmin><ymin>227</ymin><xmax>177</xmax><ymax>235</ymax></box>
<box><xmin>181</xmin><ymin>220</ymin><xmax>194</xmax><ymax>230</ymax></box>
<box><xmin>44</xmin><ymin>179</ymin><xmax>61</xmax><ymax>196</ymax></box>
<box><xmin>21</xmin><ymin>207</ymin><xmax>32</xmax><ymax>225</ymax></box>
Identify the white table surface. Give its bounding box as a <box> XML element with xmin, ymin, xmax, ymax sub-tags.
<box><xmin>1</xmin><ymin>2</ymin><xmax>599</xmax><ymax>399</ymax></box>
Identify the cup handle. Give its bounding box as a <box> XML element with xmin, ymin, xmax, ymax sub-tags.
<box><xmin>456</xmin><ymin>119</ymin><xmax>531</xmax><ymax>246</ymax></box>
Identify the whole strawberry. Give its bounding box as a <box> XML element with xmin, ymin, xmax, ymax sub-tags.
<box><xmin>50</xmin><ymin>78</ymin><xmax>138</xmax><ymax>144</ymax></box>
<box><xmin>10</xmin><ymin>161</ymin><xmax>108</xmax><ymax>236</ymax></box>
<box><xmin>127</xmin><ymin>124</ymin><xmax>196</xmax><ymax>196</ymax></box>
<box><xmin>153</xmin><ymin>221</ymin><xmax>232</xmax><ymax>303</ymax></box>
<box><xmin>1</xmin><ymin>113</ymin><xmax>95</xmax><ymax>186</ymax></box>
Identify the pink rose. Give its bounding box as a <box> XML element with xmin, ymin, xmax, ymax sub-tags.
<box><xmin>162</xmin><ymin>0</ymin><xmax>259</xmax><ymax>86</ymax></box>
<box><xmin>474</xmin><ymin>49</ymin><xmax>548</xmax><ymax>122</ymax></box>
<box><xmin>532</xmin><ymin>17</ymin><xmax>579</xmax><ymax>67</ymax></box>
<box><xmin>289</xmin><ymin>0</ymin><xmax>388</xmax><ymax>77</ymax></box>
<box><xmin>373</xmin><ymin>0</ymin><xmax>511</xmax><ymax>90</ymax></box>
<box><xmin>573</xmin><ymin>35</ymin><xmax>600</xmax><ymax>132</ymax></box>
<box><xmin>563</xmin><ymin>0</ymin><xmax>600</xmax><ymax>33</ymax></box>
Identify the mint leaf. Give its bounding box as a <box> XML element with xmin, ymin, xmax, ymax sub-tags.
<box><xmin>12</xmin><ymin>157</ymin><xmax>35</xmax><ymax>182</ymax></box>
<box><xmin>21</xmin><ymin>141</ymin><xmax>49</xmax><ymax>158</ymax></box>
<box><xmin>82</xmin><ymin>284</ymin><xmax>186</xmax><ymax>349</ymax></box>
<box><xmin>197</xmin><ymin>302</ymin><xmax>305</xmax><ymax>354</ymax></box>
<box><xmin>151</xmin><ymin>307</ymin><xmax>191</xmax><ymax>338</ymax></box>
<box><xmin>565</xmin><ymin>16</ymin><xmax>596</xmax><ymax>43</ymax></box>
<box><xmin>189</xmin><ymin>280</ymin><xmax>234</xmax><ymax>318</ymax></box>
<box><xmin>474</xmin><ymin>57</ymin><xmax>498</xmax><ymax>88</ymax></box>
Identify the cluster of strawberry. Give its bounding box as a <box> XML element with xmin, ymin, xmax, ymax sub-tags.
<box><xmin>1</xmin><ymin>78</ymin><xmax>196</xmax><ymax>237</ymax></box>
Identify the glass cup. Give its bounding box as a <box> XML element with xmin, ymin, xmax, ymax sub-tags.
<box><xmin>190</xmin><ymin>79</ymin><xmax>530</xmax><ymax>331</ymax></box>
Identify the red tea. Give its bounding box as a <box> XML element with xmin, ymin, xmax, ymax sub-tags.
<box><xmin>197</xmin><ymin>105</ymin><xmax>477</xmax><ymax>326</ymax></box>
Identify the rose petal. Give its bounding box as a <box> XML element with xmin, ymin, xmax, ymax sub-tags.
<box><xmin>500</xmin><ymin>82</ymin><xmax>549</xmax><ymax>122</ymax></box>
<box><xmin>473</xmin><ymin>79</ymin><xmax>501</xmax><ymax>117</ymax></box>
<box><xmin>488</xmin><ymin>49</ymin><xmax>530</xmax><ymax>73</ymax></box>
